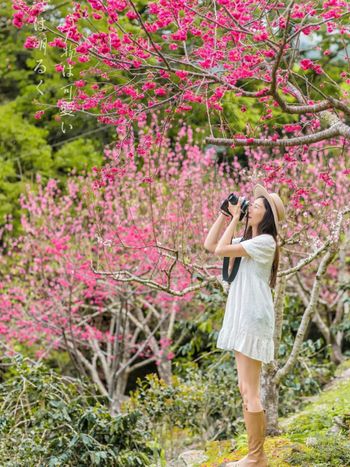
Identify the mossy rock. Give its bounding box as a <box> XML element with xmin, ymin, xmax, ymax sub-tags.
<box><xmin>279</xmin><ymin>360</ymin><xmax>350</xmax><ymax>442</ymax></box>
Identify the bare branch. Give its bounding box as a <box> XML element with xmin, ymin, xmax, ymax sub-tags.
<box><xmin>205</xmin><ymin>123</ymin><xmax>346</xmax><ymax>147</ymax></box>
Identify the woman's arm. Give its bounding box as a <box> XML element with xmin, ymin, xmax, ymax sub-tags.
<box><xmin>204</xmin><ymin>213</ymin><xmax>233</xmax><ymax>253</ymax></box>
<box><xmin>214</xmin><ymin>216</ymin><xmax>249</xmax><ymax>258</ymax></box>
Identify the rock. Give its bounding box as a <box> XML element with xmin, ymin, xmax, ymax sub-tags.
<box><xmin>305</xmin><ymin>436</ymin><xmax>318</xmax><ymax>447</ymax></box>
<box><xmin>176</xmin><ymin>449</ymin><xmax>209</xmax><ymax>466</ymax></box>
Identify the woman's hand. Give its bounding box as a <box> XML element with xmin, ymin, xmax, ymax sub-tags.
<box><xmin>227</xmin><ymin>197</ymin><xmax>243</xmax><ymax>221</ymax></box>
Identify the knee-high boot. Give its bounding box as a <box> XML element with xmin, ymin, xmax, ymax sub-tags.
<box><xmin>225</xmin><ymin>404</ymin><xmax>268</xmax><ymax>466</ymax></box>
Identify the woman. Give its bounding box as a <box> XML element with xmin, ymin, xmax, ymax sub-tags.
<box><xmin>204</xmin><ymin>183</ymin><xmax>286</xmax><ymax>466</ymax></box>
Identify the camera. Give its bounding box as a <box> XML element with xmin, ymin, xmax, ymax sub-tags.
<box><xmin>220</xmin><ymin>193</ymin><xmax>250</xmax><ymax>221</ymax></box>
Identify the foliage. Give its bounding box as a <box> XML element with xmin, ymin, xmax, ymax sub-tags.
<box><xmin>0</xmin><ymin>353</ymin><xmax>159</xmax><ymax>466</ymax></box>
<box><xmin>124</xmin><ymin>363</ymin><xmax>242</xmax><ymax>444</ymax></box>
<box><xmin>285</xmin><ymin>433</ymin><xmax>350</xmax><ymax>466</ymax></box>
<box><xmin>52</xmin><ymin>138</ymin><xmax>102</xmax><ymax>175</ymax></box>
<box><xmin>0</xmin><ymin>100</ymin><xmax>105</xmax><ymax>232</ymax></box>
<box><xmin>0</xmin><ymin>102</ymin><xmax>52</xmax><ymax>227</ymax></box>
<box><xmin>171</xmin><ymin>290</ymin><xmax>227</xmax><ymax>367</ymax></box>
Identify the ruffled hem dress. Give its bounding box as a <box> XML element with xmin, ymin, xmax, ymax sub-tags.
<box><xmin>216</xmin><ymin>233</ymin><xmax>276</xmax><ymax>364</ymax></box>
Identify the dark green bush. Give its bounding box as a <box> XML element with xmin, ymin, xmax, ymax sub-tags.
<box><xmin>125</xmin><ymin>362</ymin><xmax>242</xmax><ymax>444</ymax></box>
<box><xmin>0</xmin><ymin>354</ymin><xmax>160</xmax><ymax>466</ymax></box>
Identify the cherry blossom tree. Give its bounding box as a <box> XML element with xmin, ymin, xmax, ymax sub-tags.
<box><xmin>0</xmin><ymin>122</ymin><xmax>231</xmax><ymax>414</ymax></box>
<box><xmin>11</xmin><ymin>0</ymin><xmax>350</xmax><ymax>160</ymax></box>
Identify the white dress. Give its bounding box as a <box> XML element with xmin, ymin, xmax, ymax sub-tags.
<box><xmin>216</xmin><ymin>233</ymin><xmax>276</xmax><ymax>364</ymax></box>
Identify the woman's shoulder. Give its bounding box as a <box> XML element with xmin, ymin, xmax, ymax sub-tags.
<box><xmin>257</xmin><ymin>233</ymin><xmax>276</xmax><ymax>243</ymax></box>
<box><xmin>250</xmin><ymin>234</ymin><xmax>277</xmax><ymax>251</ymax></box>
<box><xmin>235</xmin><ymin>234</ymin><xmax>276</xmax><ymax>244</ymax></box>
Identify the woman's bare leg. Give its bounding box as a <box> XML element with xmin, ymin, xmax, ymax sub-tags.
<box><xmin>234</xmin><ymin>350</ymin><xmax>263</xmax><ymax>412</ymax></box>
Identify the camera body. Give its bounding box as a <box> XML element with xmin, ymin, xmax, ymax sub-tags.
<box><xmin>220</xmin><ymin>193</ymin><xmax>250</xmax><ymax>221</ymax></box>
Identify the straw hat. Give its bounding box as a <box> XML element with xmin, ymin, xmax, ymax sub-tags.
<box><xmin>253</xmin><ymin>183</ymin><xmax>286</xmax><ymax>233</ymax></box>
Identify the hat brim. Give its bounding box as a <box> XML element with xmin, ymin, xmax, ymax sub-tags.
<box><xmin>253</xmin><ymin>183</ymin><xmax>279</xmax><ymax>233</ymax></box>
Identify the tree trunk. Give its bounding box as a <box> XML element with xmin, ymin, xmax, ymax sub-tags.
<box><xmin>110</xmin><ymin>367</ymin><xmax>129</xmax><ymax>415</ymax></box>
<box><xmin>157</xmin><ymin>356</ymin><xmax>172</xmax><ymax>385</ymax></box>
<box><xmin>261</xmin><ymin>365</ymin><xmax>282</xmax><ymax>436</ymax></box>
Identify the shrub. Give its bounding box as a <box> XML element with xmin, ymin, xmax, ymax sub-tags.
<box><xmin>0</xmin><ymin>354</ymin><xmax>159</xmax><ymax>466</ymax></box>
<box><xmin>286</xmin><ymin>432</ymin><xmax>350</xmax><ymax>466</ymax></box>
<box><xmin>125</xmin><ymin>363</ymin><xmax>242</xmax><ymax>446</ymax></box>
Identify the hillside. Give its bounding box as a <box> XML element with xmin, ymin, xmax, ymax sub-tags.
<box><xmin>170</xmin><ymin>358</ymin><xmax>350</xmax><ymax>467</ymax></box>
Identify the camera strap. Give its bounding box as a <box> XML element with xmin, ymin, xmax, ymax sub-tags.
<box><xmin>222</xmin><ymin>237</ymin><xmax>244</xmax><ymax>284</ymax></box>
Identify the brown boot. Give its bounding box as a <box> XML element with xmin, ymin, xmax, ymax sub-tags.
<box><xmin>226</xmin><ymin>405</ymin><xmax>268</xmax><ymax>466</ymax></box>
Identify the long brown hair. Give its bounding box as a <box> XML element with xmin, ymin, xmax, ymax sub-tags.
<box><xmin>241</xmin><ymin>196</ymin><xmax>279</xmax><ymax>289</ymax></box>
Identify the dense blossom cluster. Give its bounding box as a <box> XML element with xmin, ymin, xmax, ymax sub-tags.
<box><xmin>11</xmin><ymin>0</ymin><xmax>350</xmax><ymax>151</ymax></box>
